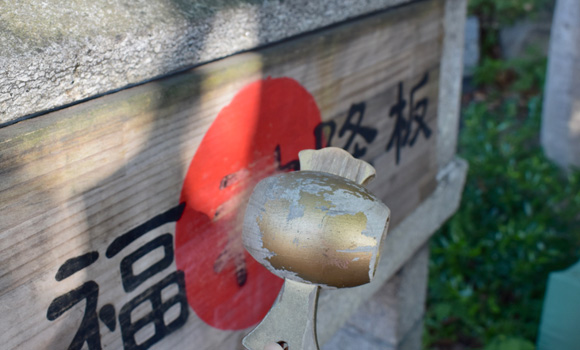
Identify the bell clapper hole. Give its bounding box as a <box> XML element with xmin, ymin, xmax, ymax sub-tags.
<box><xmin>263</xmin><ymin>341</ymin><xmax>288</xmax><ymax>350</ymax></box>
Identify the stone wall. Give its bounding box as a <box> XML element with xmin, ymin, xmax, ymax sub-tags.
<box><xmin>1</xmin><ymin>0</ymin><xmax>415</xmax><ymax>125</ymax></box>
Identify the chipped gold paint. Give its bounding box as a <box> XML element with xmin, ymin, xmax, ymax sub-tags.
<box><xmin>256</xmin><ymin>172</ymin><xmax>380</xmax><ymax>288</ymax></box>
<box><xmin>301</xmin><ymin>170</ymin><xmax>375</xmax><ymax>202</ymax></box>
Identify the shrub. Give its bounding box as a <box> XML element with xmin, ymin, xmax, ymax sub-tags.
<box><xmin>468</xmin><ymin>0</ymin><xmax>554</xmax><ymax>58</ymax></box>
<box><xmin>424</xmin><ymin>54</ymin><xmax>580</xmax><ymax>349</ymax></box>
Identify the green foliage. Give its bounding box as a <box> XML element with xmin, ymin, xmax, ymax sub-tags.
<box><xmin>468</xmin><ymin>0</ymin><xmax>553</xmax><ymax>58</ymax></box>
<box><xmin>484</xmin><ymin>336</ymin><xmax>535</xmax><ymax>350</ymax></box>
<box><xmin>423</xmin><ymin>54</ymin><xmax>580</xmax><ymax>349</ymax></box>
<box><xmin>469</xmin><ymin>0</ymin><xmax>551</xmax><ymax>26</ymax></box>
<box><xmin>473</xmin><ymin>53</ymin><xmax>547</xmax><ymax>93</ymax></box>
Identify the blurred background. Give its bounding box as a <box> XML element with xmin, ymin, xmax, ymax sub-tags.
<box><xmin>424</xmin><ymin>0</ymin><xmax>580</xmax><ymax>349</ymax></box>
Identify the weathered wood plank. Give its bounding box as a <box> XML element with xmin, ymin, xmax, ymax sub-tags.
<box><xmin>0</xmin><ymin>1</ymin><xmax>444</xmax><ymax>349</ymax></box>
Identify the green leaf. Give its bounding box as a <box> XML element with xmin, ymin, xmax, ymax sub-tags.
<box><xmin>484</xmin><ymin>336</ymin><xmax>535</xmax><ymax>350</ymax></box>
<box><xmin>432</xmin><ymin>302</ymin><xmax>453</xmax><ymax>321</ymax></box>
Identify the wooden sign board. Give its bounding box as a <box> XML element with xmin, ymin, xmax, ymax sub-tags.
<box><xmin>0</xmin><ymin>0</ymin><xmax>443</xmax><ymax>349</ymax></box>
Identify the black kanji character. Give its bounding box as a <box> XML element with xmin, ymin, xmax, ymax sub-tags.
<box><xmin>120</xmin><ymin>234</ymin><xmax>174</xmax><ymax>293</ymax></box>
<box><xmin>339</xmin><ymin>102</ymin><xmax>378</xmax><ymax>158</ymax></box>
<box><xmin>386</xmin><ymin>73</ymin><xmax>431</xmax><ymax>164</ymax></box>
<box><xmin>105</xmin><ymin>203</ymin><xmax>188</xmax><ymax>349</ymax></box>
<box><xmin>386</xmin><ymin>82</ymin><xmax>408</xmax><ymax>164</ymax></box>
<box><xmin>408</xmin><ymin>73</ymin><xmax>431</xmax><ymax>146</ymax></box>
<box><xmin>48</xmin><ymin>252</ymin><xmax>112</xmax><ymax>350</ymax></box>
<box><xmin>107</xmin><ymin>204</ymin><xmax>185</xmax><ymax>292</ymax></box>
<box><xmin>47</xmin><ymin>281</ymin><xmax>101</xmax><ymax>350</ymax></box>
<box><xmin>106</xmin><ymin>204</ymin><xmax>185</xmax><ymax>259</ymax></box>
<box><xmin>118</xmin><ymin>271</ymin><xmax>189</xmax><ymax>350</ymax></box>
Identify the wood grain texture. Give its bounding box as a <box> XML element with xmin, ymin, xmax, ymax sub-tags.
<box><xmin>0</xmin><ymin>1</ymin><xmax>444</xmax><ymax>349</ymax></box>
<box><xmin>299</xmin><ymin>148</ymin><xmax>376</xmax><ymax>185</ymax></box>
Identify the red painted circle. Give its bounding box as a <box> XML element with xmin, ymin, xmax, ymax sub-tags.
<box><xmin>175</xmin><ymin>77</ymin><xmax>322</xmax><ymax>330</ymax></box>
